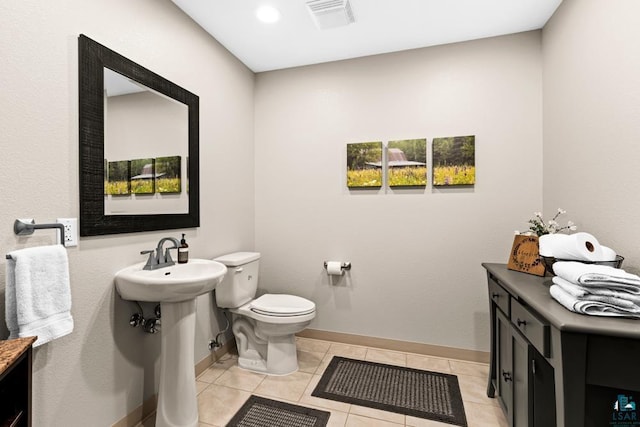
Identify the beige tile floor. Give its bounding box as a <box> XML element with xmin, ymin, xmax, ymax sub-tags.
<box><xmin>138</xmin><ymin>337</ymin><xmax>508</xmax><ymax>427</ymax></box>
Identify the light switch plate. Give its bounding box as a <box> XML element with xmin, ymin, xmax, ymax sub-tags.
<box><xmin>56</xmin><ymin>218</ymin><xmax>78</xmax><ymax>247</ymax></box>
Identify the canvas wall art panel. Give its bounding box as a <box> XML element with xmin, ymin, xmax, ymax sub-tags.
<box><xmin>346</xmin><ymin>142</ymin><xmax>383</xmax><ymax>188</ymax></box>
<box><xmin>130</xmin><ymin>158</ymin><xmax>155</xmax><ymax>194</ymax></box>
<box><xmin>432</xmin><ymin>135</ymin><xmax>476</xmax><ymax>186</ymax></box>
<box><xmin>107</xmin><ymin>160</ymin><xmax>131</xmax><ymax>195</ymax></box>
<box><xmin>156</xmin><ymin>156</ymin><xmax>182</xmax><ymax>193</ymax></box>
<box><xmin>387</xmin><ymin>138</ymin><xmax>427</xmax><ymax>187</ymax></box>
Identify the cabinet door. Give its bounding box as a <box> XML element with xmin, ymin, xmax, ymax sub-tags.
<box><xmin>496</xmin><ymin>309</ymin><xmax>513</xmax><ymax>423</ymax></box>
<box><xmin>531</xmin><ymin>348</ymin><xmax>556</xmax><ymax>427</ymax></box>
<box><xmin>511</xmin><ymin>327</ymin><xmax>530</xmax><ymax>427</ymax></box>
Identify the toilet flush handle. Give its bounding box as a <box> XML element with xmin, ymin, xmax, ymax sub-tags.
<box><xmin>234</xmin><ymin>267</ymin><xmax>243</xmax><ymax>274</ymax></box>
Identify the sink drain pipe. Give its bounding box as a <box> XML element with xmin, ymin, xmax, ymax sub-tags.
<box><xmin>209</xmin><ymin>309</ymin><xmax>230</xmax><ymax>350</ymax></box>
<box><xmin>128</xmin><ymin>301</ymin><xmax>162</xmax><ymax>334</ymax></box>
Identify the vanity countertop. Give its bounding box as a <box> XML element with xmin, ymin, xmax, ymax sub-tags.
<box><xmin>0</xmin><ymin>336</ymin><xmax>36</xmax><ymax>376</ymax></box>
<box><xmin>483</xmin><ymin>263</ymin><xmax>640</xmax><ymax>339</ymax></box>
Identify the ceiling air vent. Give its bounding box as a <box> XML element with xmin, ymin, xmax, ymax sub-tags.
<box><xmin>306</xmin><ymin>0</ymin><xmax>355</xmax><ymax>30</ymax></box>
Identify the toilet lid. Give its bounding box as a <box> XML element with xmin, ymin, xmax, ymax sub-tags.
<box><xmin>249</xmin><ymin>294</ymin><xmax>315</xmax><ymax>316</ymax></box>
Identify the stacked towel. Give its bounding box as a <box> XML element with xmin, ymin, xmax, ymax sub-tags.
<box><xmin>550</xmin><ymin>261</ymin><xmax>640</xmax><ymax>318</ymax></box>
<box><xmin>5</xmin><ymin>245</ymin><xmax>74</xmax><ymax>347</ymax></box>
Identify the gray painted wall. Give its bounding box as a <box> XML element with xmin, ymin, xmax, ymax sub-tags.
<box><xmin>254</xmin><ymin>31</ymin><xmax>544</xmax><ymax>353</ymax></box>
<box><xmin>542</xmin><ymin>0</ymin><xmax>640</xmax><ymax>270</ymax></box>
<box><xmin>0</xmin><ymin>0</ymin><xmax>254</xmax><ymax>425</ymax></box>
<box><xmin>3</xmin><ymin>0</ymin><xmax>637</xmax><ymax>424</ymax></box>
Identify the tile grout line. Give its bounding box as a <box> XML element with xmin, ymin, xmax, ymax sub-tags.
<box><xmin>196</xmin><ymin>338</ymin><xmax>501</xmax><ymax>427</ymax></box>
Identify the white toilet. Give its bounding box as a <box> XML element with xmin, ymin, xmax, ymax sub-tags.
<box><xmin>213</xmin><ymin>252</ymin><xmax>316</xmax><ymax>375</ymax></box>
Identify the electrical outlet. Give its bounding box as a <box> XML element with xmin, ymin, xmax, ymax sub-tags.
<box><xmin>56</xmin><ymin>218</ymin><xmax>78</xmax><ymax>247</ymax></box>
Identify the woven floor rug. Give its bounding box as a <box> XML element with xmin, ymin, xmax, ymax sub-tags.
<box><xmin>312</xmin><ymin>356</ymin><xmax>467</xmax><ymax>426</ymax></box>
<box><xmin>226</xmin><ymin>395</ymin><xmax>330</xmax><ymax>427</ymax></box>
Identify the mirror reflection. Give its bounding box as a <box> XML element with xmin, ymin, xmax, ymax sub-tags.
<box><xmin>103</xmin><ymin>68</ymin><xmax>189</xmax><ymax>215</ymax></box>
<box><xmin>78</xmin><ymin>34</ymin><xmax>199</xmax><ymax>236</ymax></box>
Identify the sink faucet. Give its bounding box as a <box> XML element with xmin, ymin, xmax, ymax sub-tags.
<box><xmin>141</xmin><ymin>237</ymin><xmax>181</xmax><ymax>270</ymax></box>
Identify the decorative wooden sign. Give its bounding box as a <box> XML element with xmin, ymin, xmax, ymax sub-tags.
<box><xmin>507</xmin><ymin>235</ymin><xmax>546</xmax><ymax>276</ymax></box>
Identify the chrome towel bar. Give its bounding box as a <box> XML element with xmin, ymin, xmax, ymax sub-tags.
<box><xmin>6</xmin><ymin>219</ymin><xmax>65</xmax><ymax>259</ymax></box>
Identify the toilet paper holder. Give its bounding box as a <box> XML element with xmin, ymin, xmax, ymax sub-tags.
<box><xmin>323</xmin><ymin>261</ymin><xmax>351</xmax><ymax>271</ymax></box>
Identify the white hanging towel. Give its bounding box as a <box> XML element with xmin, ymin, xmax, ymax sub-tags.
<box><xmin>5</xmin><ymin>245</ymin><xmax>74</xmax><ymax>347</ymax></box>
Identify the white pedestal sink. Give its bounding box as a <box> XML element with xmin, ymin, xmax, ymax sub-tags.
<box><xmin>115</xmin><ymin>259</ymin><xmax>227</xmax><ymax>427</ymax></box>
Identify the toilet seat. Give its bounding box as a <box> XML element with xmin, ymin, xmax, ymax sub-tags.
<box><xmin>249</xmin><ymin>294</ymin><xmax>315</xmax><ymax>316</ymax></box>
<box><xmin>232</xmin><ymin>294</ymin><xmax>316</xmax><ymax>325</ymax></box>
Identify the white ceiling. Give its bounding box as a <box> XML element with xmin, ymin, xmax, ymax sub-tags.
<box><xmin>171</xmin><ymin>0</ymin><xmax>562</xmax><ymax>73</ymax></box>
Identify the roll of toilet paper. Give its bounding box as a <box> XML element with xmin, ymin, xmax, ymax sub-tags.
<box><xmin>326</xmin><ymin>261</ymin><xmax>344</xmax><ymax>276</ymax></box>
<box><xmin>538</xmin><ymin>233</ymin><xmax>570</xmax><ymax>257</ymax></box>
<box><xmin>548</xmin><ymin>232</ymin><xmax>603</xmax><ymax>262</ymax></box>
<box><xmin>599</xmin><ymin>246</ymin><xmax>618</xmax><ymax>262</ymax></box>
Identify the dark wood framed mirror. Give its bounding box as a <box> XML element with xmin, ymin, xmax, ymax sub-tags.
<box><xmin>78</xmin><ymin>34</ymin><xmax>199</xmax><ymax>236</ymax></box>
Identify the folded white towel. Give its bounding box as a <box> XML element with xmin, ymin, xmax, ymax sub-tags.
<box><xmin>553</xmin><ymin>261</ymin><xmax>640</xmax><ymax>294</ymax></box>
<box><xmin>551</xmin><ymin>278</ymin><xmax>640</xmax><ymax>309</ymax></box>
<box><xmin>5</xmin><ymin>245</ymin><xmax>74</xmax><ymax>347</ymax></box>
<box><xmin>552</xmin><ymin>276</ymin><xmax>640</xmax><ymax>305</ymax></box>
<box><xmin>550</xmin><ymin>284</ymin><xmax>640</xmax><ymax>318</ymax></box>
<box><xmin>552</xmin><ymin>276</ymin><xmax>588</xmax><ymax>297</ymax></box>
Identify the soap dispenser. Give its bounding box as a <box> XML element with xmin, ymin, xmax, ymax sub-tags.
<box><xmin>178</xmin><ymin>233</ymin><xmax>189</xmax><ymax>263</ymax></box>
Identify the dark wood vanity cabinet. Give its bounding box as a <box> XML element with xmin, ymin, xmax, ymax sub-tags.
<box><xmin>0</xmin><ymin>337</ymin><xmax>35</xmax><ymax>427</ymax></box>
<box><xmin>484</xmin><ymin>263</ymin><xmax>640</xmax><ymax>427</ymax></box>
<box><xmin>491</xmin><ymin>278</ymin><xmax>555</xmax><ymax>427</ymax></box>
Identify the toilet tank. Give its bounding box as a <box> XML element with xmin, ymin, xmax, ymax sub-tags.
<box><xmin>213</xmin><ymin>252</ymin><xmax>260</xmax><ymax>308</ymax></box>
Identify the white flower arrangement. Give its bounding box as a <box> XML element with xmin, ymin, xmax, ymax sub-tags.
<box><xmin>516</xmin><ymin>208</ymin><xmax>577</xmax><ymax>237</ymax></box>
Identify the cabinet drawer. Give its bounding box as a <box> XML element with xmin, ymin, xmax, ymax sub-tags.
<box><xmin>511</xmin><ymin>299</ymin><xmax>550</xmax><ymax>357</ymax></box>
<box><xmin>488</xmin><ymin>277</ymin><xmax>510</xmax><ymax>315</ymax></box>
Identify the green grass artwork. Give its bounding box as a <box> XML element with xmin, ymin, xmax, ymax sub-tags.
<box><xmin>388</xmin><ymin>167</ymin><xmax>428</xmax><ymax>187</ymax></box>
<box><xmin>107</xmin><ymin>160</ymin><xmax>130</xmax><ymax>195</ymax></box>
<box><xmin>130</xmin><ymin>180</ymin><xmax>154</xmax><ymax>194</ymax></box>
<box><xmin>130</xmin><ymin>158</ymin><xmax>155</xmax><ymax>194</ymax></box>
<box><xmin>388</xmin><ymin>138</ymin><xmax>427</xmax><ymax>187</ymax></box>
<box><xmin>156</xmin><ymin>156</ymin><xmax>182</xmax><ymax>193</ymax></box>
<box><xmin>155</xmin><ymin>177</ymin><xmax>181</xmax><ymax>193</ymax></box>
<box><xmin>105</xmin><ymin>180</ymin><xmax>130</xmax><ymax>195</ymax></box>
<box><xmin>346</xmin><ymin>142</ymin><xmax>382</xmax><ymax>188</ymax></box>
<box><xmin>432</xmin><ymin>135</ymin><xmax>476</xmax><ymax>186</ymax></box>
<box><xmin>347</xmin><ymin>169</ymin><xmax>383</xmax><ymax>187</ymax></box>
<box><xmin>433</xmin><ymin>165</ymin><xmax>476</xmax><ymax>186</ymax></box>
